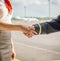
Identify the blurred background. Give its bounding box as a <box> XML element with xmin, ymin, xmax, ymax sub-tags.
<box><xmin>11</xmin><ymin>0</ymin><xmax>60</xmax><ymax>61</ymax></box>
<box><xmin>11</xmin><ymin>0</ymin><xmax>60</xmax><ymax>18</ymax></box>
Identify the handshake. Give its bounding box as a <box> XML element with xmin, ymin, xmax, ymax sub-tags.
<box><xmin>0</xmin><ymin>22</ymin><xmax>40</xmax><ymax>37</ymax></box>
<box><xmin>22</xmin><ymin>24</ymin><xmax>40</xmax><ymax>38</ymax></box>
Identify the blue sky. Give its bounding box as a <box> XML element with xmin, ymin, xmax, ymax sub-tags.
<box><xmin>11</xmin><ymin>0</ymin><xmax>60</xmax><ymax>18</ymax></box>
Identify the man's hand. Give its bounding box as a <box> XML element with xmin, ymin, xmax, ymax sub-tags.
<box><xmin>23</xmin><ymin>26</ymin><xmax>37</xmax><ymax>38</ymax></box>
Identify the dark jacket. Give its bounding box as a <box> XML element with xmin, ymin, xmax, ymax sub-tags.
<box><xmin>33</xmin><ymin>19</ymin><xmax>60</xmax><ymax>34</ymax></box>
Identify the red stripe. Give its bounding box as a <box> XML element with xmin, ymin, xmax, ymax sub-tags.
<box><xmin>4</xmin><ymin>0</ymin><xmax>13</xmax><ymax>14</ymax></box>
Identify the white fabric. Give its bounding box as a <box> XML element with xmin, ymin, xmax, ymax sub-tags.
<box><xmin>0</xmin><ymin>1</ymin><xmax>12</xmax><ymax>61</ymax></box>
<box><xmin>0</xmin><ymin>1</ymin><xmax>12</xmax><ymax>24</ymax></box>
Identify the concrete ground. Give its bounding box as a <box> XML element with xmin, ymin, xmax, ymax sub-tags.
<box><xmin>12</xmin><ymin>20</ymin><xmax>60</xmax><ymax>61</ymax></box>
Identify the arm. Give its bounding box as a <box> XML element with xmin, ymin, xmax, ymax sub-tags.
<box><xmin>0</xmin><ymin>22</ymin><xmax>30</xmax><ymax>33</ymax></box>
<box><xmin>33</xmin><ymin>19</ymin><xmax>60</xmax><ymax>34</ymax></box>
<box><xmin>11</xmin><ymin>40</ymin><xmax>14</xmax><ymax>52</ymax></box>
<box><xmin>11</xmin><ymin>40</ymin><xmax>16</xmax><ymax>60</ymax></box>
<box><xmin>22</xmin><ymin>20</ymin><xmax>59</xmax><ymax>38</ymax></box>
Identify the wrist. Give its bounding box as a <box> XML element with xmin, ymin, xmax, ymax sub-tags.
<box><xmin>33</xmin><ymin>24</ymin><xmax>40</xmax><ymax>34</ymax></box>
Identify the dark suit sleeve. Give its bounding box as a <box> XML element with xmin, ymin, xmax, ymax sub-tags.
<box><xmin>33</xmin><ymin>20</ymin><xmax>60</xmax><ymax>34</ymax></box>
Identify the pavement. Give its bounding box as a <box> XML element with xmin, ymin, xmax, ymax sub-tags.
<box><xmin>12</xmin><ymin>20</ymin><xmax>60</xmax><ymax>61</ymax></box>
<box><xmin>11</xmin><ymin>31</ymin><xmax>60</xmax><ymax>61</ymax></box>
<box><xmin>14</xmin><ymin>58</ymin><xmax>21</xmax><ymax>61</ymax></box>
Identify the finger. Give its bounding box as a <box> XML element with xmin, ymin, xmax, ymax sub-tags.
<box><xmin>23</xmin><ymin>33</ymin><xmax>31</xmax><ymax>38</ymax></box>
<box><xmin>26</xmin><ymin>33</ymin><xmax>33</xmax><ymax>38</ymax></box>
<box><xmin>23</xmin><ymin>33</ymin><xmax>29</xmax><ymax>37</ymax></box>
<box><xmin>28</xmin><ymin>26</ymin><xmax>35</xmax><ymax>30</ymax></box>
<box><xmin>23</xmin><ymin>33</ymin><xmax>33</xmax><ymax>38</ymax></box>
<box><xmin>11</xmin><ymin>51</ymin><xmax>16</xmax><ymax>60</ymax></box>
<box><xmin>32</xmin><ymin>30</ymin><xmax>38</xmax><ymax>35</ymax></box>
<box><xmin>11</xmin><ymin>53</ymin><xmax>14</xmax><ymax>60</ymax></box>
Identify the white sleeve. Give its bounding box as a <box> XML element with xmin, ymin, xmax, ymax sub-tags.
<box><xmin>0</xmin><ymin>2</ymin><xmax>8</xmax><ymax>19</ymax></box>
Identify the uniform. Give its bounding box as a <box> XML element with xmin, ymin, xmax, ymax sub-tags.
<box><xmin>33</xmin><ymin>15</ymin><xmax>60</xmax><ymax>34</ymax></box>
<box><xmin>0</xmin><ymin>0</ymin><xmax>13</xmax><ymax>61</ymax></box>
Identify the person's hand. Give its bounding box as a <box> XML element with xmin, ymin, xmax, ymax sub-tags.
<box><xmin>23</xmin><ymin>26</ymin><xmax>37</xmax><ymax>38</ymax></box>
<box><xmin>11</xmin><ymin>49</ymin><xmax>16</xmax><ymax>60</ymax></box>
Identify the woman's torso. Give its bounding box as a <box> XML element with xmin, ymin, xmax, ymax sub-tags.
<box><xmin>0</xmin><ymin>0</ymin><xmax>12</xmax><ymax>48</ymax></box>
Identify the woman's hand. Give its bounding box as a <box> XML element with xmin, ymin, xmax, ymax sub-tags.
<box><xmin>11</xmin><ymin>49</ymin><xmax>16</xmax><ymax>60</ymax></box>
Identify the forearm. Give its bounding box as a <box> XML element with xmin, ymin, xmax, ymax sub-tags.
<box><xmin>0</xmin><ymin>22</ymin><xmax>29</xmax><ymax>33</ymax></box>
<box><xmin>11</xmin><ymin>40</ymin><xmax>14</xmax><ymax>51</ymax></box>
<box><xmin>33</xmin><ymin>21</ymin><xmax>60</xmax><ymax>34</ymax></box>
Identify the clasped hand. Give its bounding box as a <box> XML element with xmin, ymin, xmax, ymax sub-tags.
<box><xmin>23</xmin><ymin>26</ymin><xmax>37</xmax><ymax>38</ymax></box>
